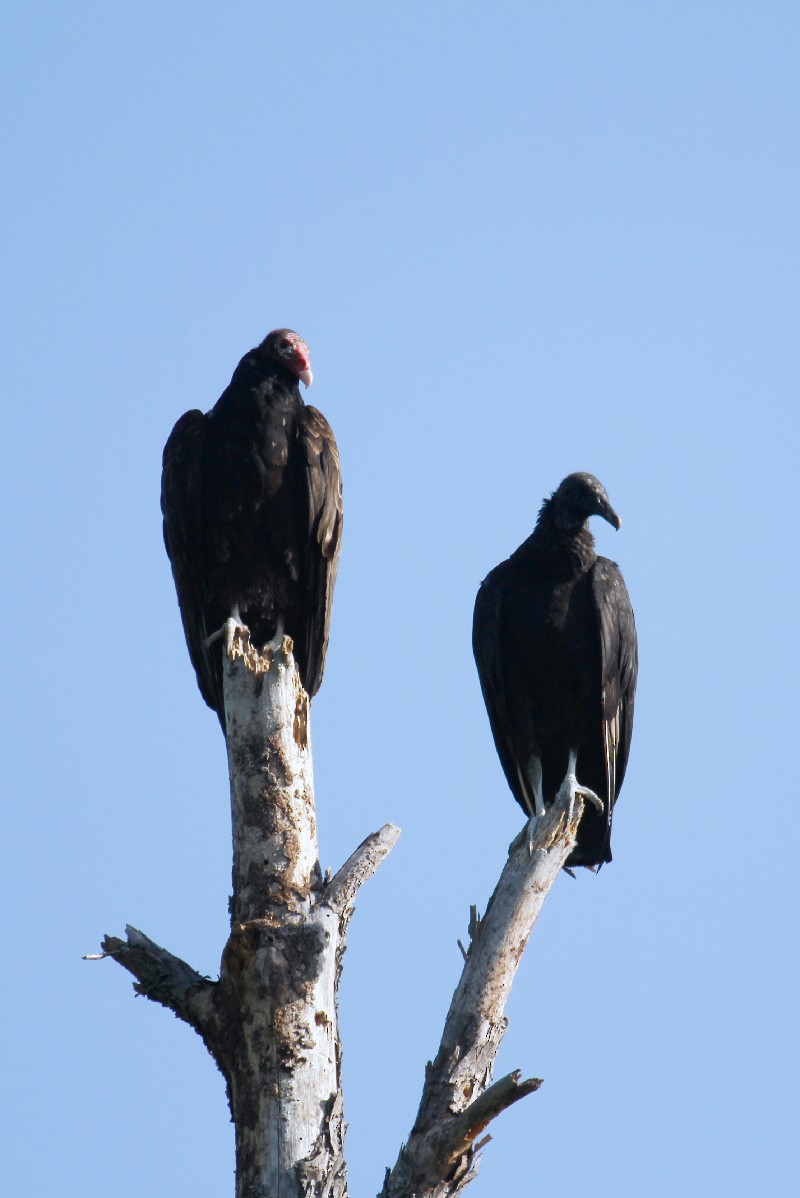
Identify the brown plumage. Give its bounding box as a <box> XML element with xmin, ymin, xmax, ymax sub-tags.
<box><xmin>161</xmin><ymin>329</ymin><xmax>343</xmax><ymax>731</ymax></box>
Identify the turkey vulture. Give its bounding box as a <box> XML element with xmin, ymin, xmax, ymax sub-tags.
<box><xmin>161</xmin><ymin>328</ymin><xmax>343</xmax><ymax>731</ymax></box>
<box><xmin>472</xmin><ymin>473</ymin><xmax>637</xmax><ymax>867</ymax></box>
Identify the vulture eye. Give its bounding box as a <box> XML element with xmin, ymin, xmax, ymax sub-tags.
<box><xmin>279</xmin><ymin>337</ymin><xmax>292</xmax><ymax>350</ymax></box>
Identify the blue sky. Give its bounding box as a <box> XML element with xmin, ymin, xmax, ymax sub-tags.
<box><xmin>3</xmin><ymin>3</ymin><xmax>798</xmax><ymax>1195</ymax></box>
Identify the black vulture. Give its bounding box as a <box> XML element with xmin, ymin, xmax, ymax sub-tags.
<box><xmin>161</xmin><ymin>328</ymin><xmax>343</xmax><ymax>731</ymax></box>
<box><xmin>472</xmin><ymin>473</ymin><xmax>637</xmax><ymax>867</ymax></box>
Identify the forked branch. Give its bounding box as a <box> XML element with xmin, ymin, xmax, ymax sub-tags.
<box><xmin>380</xmin><ymin>794</ymin><xmax>584</xmax><ymax>1198</ymax></box>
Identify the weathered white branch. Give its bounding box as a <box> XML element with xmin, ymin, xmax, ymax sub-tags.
<box><xmin>96</xmin><ymin>925</ymin><xmax>225</xmax><ymax>1079</ymax></box>
<box><xmin>98</xmin><ymin>924</ymin><xmax>211</xmax><ymax>1009</ymax></box>
<box><xmin>380</xmin><ymin>794</ymin><xmax>584</xmax><ymax>1198</ymax></box>
<box><xmin>326</xmin><ymin>823</ymin><xmax>400</xmax><ymax>921</ymax></box>
<box><xmin>400</xmin><ymin>1070</ymin><xmax>543</xmax><ymax>1192</ymax></box>
<box><xmin>448</xmin><ymin>1069</ymin><xmax>543</xmax><ymax>1142</ymax></box>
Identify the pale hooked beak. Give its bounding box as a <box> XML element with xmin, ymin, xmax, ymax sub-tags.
<box><xmin>592</xmin><ymin>493</ymin><xmax>621</xmax><ymax>530</ymax></box>
<box><xmin>298</xmin><ymin>368</ymin><xmax>313</xmax><ymax>389</ymax></box>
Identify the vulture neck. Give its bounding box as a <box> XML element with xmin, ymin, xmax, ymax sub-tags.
<box><xmin>521</xmin><ymin>502</ymin><xmax>597</xmax><ymax>575</ymax></box>
<box><xmin>231</xmin><ymin>353</ymin><xmax>303</xmax><ymax>409</ymax></box>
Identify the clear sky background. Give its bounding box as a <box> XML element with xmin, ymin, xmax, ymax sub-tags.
<box><xmin>3</xmin><ymin>3</ymin><xmax>798</xmax><ymax>1195</ymax></box>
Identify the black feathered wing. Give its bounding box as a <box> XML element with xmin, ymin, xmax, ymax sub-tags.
<box><xmin>591</xmin><ymin>556</ymin><xmax>638</xmax><ymax>842</ymax></box>
<box><xmin>472</xmin><ymin>570</ymin><xmax>530</xmax><ymax>814</ymax></box>
<box><xmin>296</xmin><ymin>405</ymin><xmax>343</xmax><ymax>697</ymax></box>
<box><xmin>161</xmin><ymin>410</ymin><xmax>223</xmax><ymax>719</ymax></box>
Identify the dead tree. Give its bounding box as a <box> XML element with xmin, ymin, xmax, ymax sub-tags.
<box><xmin>93</xmin><ymin>629</ymin><xmax>585</xmax><ymax>1198</ymax></box>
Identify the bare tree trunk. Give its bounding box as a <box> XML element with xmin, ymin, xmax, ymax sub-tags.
<box><xmin>97</xmin><ymin>630</ymin><xmax>397</xmax><ymax>1198</ymax></box>
<box><xmin>218</xmin><ymin>629</ymin><xmax>341</xmax><ymax>1198</ymax></box>
<box><xmin>93</xmin><ymin>629</ymin><xmax>583</xmax><ymax>1197</ymax></box>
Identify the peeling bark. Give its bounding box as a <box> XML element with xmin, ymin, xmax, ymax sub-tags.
<box><xmin>224</xmin><ymin>628</ymin><xmax>319</xmax><ymax>921</ymax></box>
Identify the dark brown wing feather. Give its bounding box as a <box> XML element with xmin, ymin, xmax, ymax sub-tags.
<box><xmin>296</xmin><ymin>405</ymin><xmax>343</xmax><ymax>697</ymax></box>
<box><xmin>160</xmin><ymin>410</ymin><xmax>221</xmax><ymax>715</ymax></box>
<box><xmin>591</xmin><ymin>556</ymin><xmax>638</xmax><ymax>839</ymax></box>
<box><xmin>472</xmin><ymin>569</ymin><xmax>529</xmax><ymax>812</ymax></box>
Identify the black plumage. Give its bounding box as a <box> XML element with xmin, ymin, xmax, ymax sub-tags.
<box><xmin>472</xmin><ymin>473</ymin><xmax>637</xmax><ymax>867</ymax></box>
<box><xmin>161</xmin><ymin>329</ymin><xmax>343</xmax><ymax>730</ymax></box>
